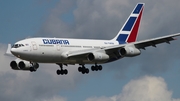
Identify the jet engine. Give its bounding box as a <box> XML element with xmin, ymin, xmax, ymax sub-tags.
<box><xmin>119</xmin><ymin>46</ymin><xmax>141</xmax><ymax>57</ymax></box>
<box><xmin>10</xmin><ymin>58</ymin><xmax>39</xmax><ymax>72</ymax></box>
<box><xmin>87</xmin><ymin>52</ymin><xmax>109</xmax><ymax>62</ymax></box>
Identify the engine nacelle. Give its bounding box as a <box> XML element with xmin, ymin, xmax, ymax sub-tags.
<box><xmin>18</xmin><ymin>61</ymin><xmax>39</xmax><ymax>71</ymax></box>
<box><xmin>87</xmin><ymin>52</ymin><xmax>109</xmax><ymax>62</ymax></box>
<box><xmin>10</xmin><ymin>58</ymin><xmax>21</xmax><ymax>70</ymax></box>
<box><xmin>10</xmin><ymin>58</ymin><xmax>39</xmax><ymax>72</ymax></box>
<box><xmin>119</xmin><ymin>46</ymin><xmax>141</xmax><ymax>57</ymax></box>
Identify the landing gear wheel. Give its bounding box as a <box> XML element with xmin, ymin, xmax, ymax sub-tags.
<box><xmin>82</xmin><ymin>71</ymin><xmax>85</xmax><ymax>74</ymax></box>
<box><xmin>98</xmin><ymin>65</ymin><xmax>102</xmax><ymax>71</ymax></box>
<box><xmin>78</xmin><ymin>67</ymin><xmax>82</xmax><ymax>72</ymax></box>
<box><xmin>82</xmin><ymin>68</ymin><xmax>86</xmax><ymax>74</ymax></box>
<box><xmin>95</xmin><ymin>66</ymin><xmax>98</xmax><ymax>71</ymax></box>
<box><xmin>64</xmin><ymin>69</ymin><xmax>68</xmax><ymax>75</ymax></box>
<box><xmin>91</xmin><ymin>66</ymin><xmax>95</xmax><ymax>71</ymax></box>
<box><xmin>85</xmin><ymin>68</ymin><xmax>89</xmax><ymax>73</ymax></box>
<box><xmin>56</xmin><ymin>69</ymin><xmax>61</xmax><ymax>75</ymax></box>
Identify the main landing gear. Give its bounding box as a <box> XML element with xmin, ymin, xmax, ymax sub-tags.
<box><xmin>91</xmin><ymin>64</ymin><xmax>102</xmax><ymax>71</ymax></box>
<box><xmin>56</xmin><ymin>63</ymin><xmax>103</xmax><ymax>75</ymax></box>
<box><xmin>78</xmin><ymin>65</ymin><xmax>89</xmax><ymax>74</ymax></box>
<box><xmin>78</xmin><ymin>64</ymin><xmax>103</xmax><ymax>74</ymax></box>
<box><xmin>56</xmin><ymin>64</ymin><xmax>68</xmax><ymax>75</ymax></box>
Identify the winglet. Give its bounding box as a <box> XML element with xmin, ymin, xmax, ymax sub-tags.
<box><xmin>112</xmin><ymin>3</ymin><xmax>144</xmax><ymax>44</ymax></box>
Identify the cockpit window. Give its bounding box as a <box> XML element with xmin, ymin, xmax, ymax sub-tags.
<box><xmin>12</xmin><ymin>44</ymin><xmax>24</xmax><ymax>48</ymax></box>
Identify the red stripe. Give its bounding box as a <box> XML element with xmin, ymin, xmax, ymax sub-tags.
<box><xmin>127</xmin><ymin>8</ymin><xmax>143</xmax><ymax>43</ymax></box>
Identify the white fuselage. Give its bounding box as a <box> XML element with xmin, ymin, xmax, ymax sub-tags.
<box><xmin>10</xmin><ymin>3</ymin><xmax>144</xmax><ymax>66</ymax></box>
<box><xmin>11</xmin><ymin>38</ymin><xmax>120</xmax><ymax>64</ymax></box>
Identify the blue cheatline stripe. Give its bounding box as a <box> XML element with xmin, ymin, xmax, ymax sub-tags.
<box><xmin>122</xmin><ymin>17</ymin><xmax>137</xmax><ymax>31</ymax></box>
<box><xmin>116</xmin><ymin>34</ymin><xmax>128</xmax><ymax>44</ymax></box>
<box><xmin>133</xmin><ymin>4</ymin><xmax>143</xmax><ymax>14</ymax></box>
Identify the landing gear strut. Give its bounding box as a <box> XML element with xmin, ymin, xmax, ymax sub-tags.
<box><xmin>78</xmin><ymin>65</ymin><xmax>89</xmax><ymax>74</ymax></box>
<box><xmin>56</xmin><ymin>64</ymin><xmax>68</xmax><ymax>75</ymax></box>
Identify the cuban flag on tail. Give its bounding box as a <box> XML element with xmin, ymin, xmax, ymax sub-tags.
<box><xmin>112</xmin><ymin>3</ymin><xmax>144</xmax><ymax>44</ymax></box>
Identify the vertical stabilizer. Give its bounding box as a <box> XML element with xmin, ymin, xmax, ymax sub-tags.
<box><xmin>112</xmin><ymin>3</ymin><xmax>144</xmax><ymax>44</ymax></box>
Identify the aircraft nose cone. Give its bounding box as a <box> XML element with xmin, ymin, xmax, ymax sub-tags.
<box><xmin>11</xmin><ymin>48</ymin><xmax>16</xmax><ymax>54</ymax></box>
<box><xmin>11</xmin><ymin>48</ymin><xmax>20</xmax><ymax>57</ymax></box>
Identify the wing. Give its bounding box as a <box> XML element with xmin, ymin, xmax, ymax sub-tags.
<box><xmin>67</xmin><ymin>33</ymin><xmax>180</xmax><ymax>59</ymax></box>
<box><xmin>104</xmin><ymin>33</ymin><xmax>180</xmax><ymax>51</ymax></box>
<box><xmin>134</xmin><ymin>33</ymin><xmax>180</xmax><ymax>49</ymax></box>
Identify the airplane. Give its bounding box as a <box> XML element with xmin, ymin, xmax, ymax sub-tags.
<box><xmin>6</xmin><ymin>3</ymin><xmax>180</xmax><ymax>75</ymax></box>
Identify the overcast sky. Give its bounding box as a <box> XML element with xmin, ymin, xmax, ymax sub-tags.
<box><xmin>1</xmin><ymin>0</ymin><xmax>180</xmax><ymax>101</ymax></box>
